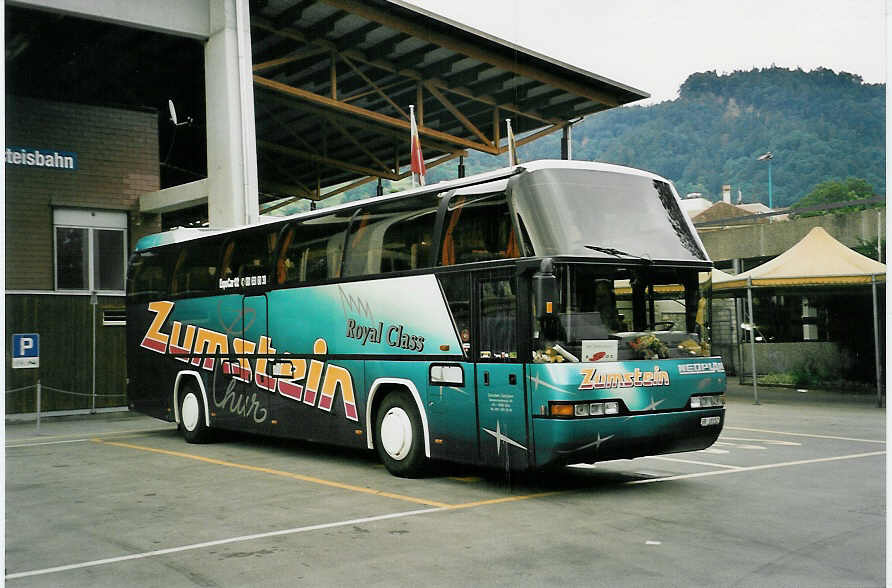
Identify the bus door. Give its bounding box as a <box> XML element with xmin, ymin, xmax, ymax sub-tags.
<box><xmin>237</xmin><ymin>294</ymin><xmax>274</xmax><ymax>435</ymax></box>
<box><xmin>431</xmin><ymin>273</ymin><xmax>477</xmax><ymax>465</ymax></box>
<box><xmin>215</xmin><ymin>293</ymin><xmax>273</xmax><ymax>434</ymax></box>
<box><xmin>474</xmin><ymin>272</ymin><xmax>528</xmax><ymax>469</ymax></box>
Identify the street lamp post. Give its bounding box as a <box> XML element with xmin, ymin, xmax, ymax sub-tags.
<box><xmin>757</xmin><ymin>151</ymin><xmax>773</xmax><ymax>208</ymax></box>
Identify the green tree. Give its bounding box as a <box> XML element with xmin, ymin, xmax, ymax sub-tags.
<box><xmin>791</xmin><ymin>178</ymin><xmax>877</xmax><ymax>217</ymax></box>
<box><xmin>853</xmin><ymin>237</ymin><xmax>885</xmax><ymax>261</ymax></box>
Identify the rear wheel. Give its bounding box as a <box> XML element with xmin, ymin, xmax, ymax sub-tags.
<box><xmin>179</xmin><ymin>383</ymin><xmax>212</xmax><ymax>443</ymax></box>
<box><xmin>374</xmin><ymin>391</ymin><xmax>426</xmax><ymax>477</ymax></box>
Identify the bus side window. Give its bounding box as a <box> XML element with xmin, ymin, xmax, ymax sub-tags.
<box><xmin>224</xmin><ymin>229</ymin><xmax>276</xmax><ymax>280</ymax></box>
<box><xmin>170</xmin><ymin>239</ymin><xmax>220</xmax><ymax>297</ymax></box>
<box><xmin>277</xmin><ymin>215</ymin><xmax>350</xmax><ymax>285</ymax></box>
<box><xmin>343</xmin><ymin>195</ymin><xmax>438</xmax><ymax>277</ymax></box>
<box><xmin>380</xmin><ymin>211</ymin><xmax>435</xmax><ymax>273</ymax></box>
<box><xmin>128</xmin><ymin>250</ymin><xmax>169</xmax><ymax>300</ymax></box>
<box><xmin>478</xmin><ymin>275</ymin><xmax>517</xmax><ymax>361</ymax></box>
<box><xmin>220</xmin><ymin>241</ymin><xmax>236</xmax><ymax>279</ymax></box>
<box><xmin>438</xmin><ymin>273</ymin><xmax>471</xmax><ymax>356</ymax></box>
<box><xmin>440</xmin><ymin>191</ymin><xmax>514</xmax><ymax>266</ymax></box>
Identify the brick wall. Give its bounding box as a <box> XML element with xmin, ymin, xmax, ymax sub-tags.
<box><xmin>5</xmin><ymin>96</ymin><xmax>161</xmax><ymax>290</ymax></box>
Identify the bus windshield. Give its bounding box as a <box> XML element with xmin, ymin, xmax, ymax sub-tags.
<box><xmin>533</xmin><ymin>263</ymin><xmax>712</xmax><ymax>363</ymax></box>
<box><xmin>513</xmin><ymin>167</ymin><xmax>707</xmax><ymax>262</ymax></box>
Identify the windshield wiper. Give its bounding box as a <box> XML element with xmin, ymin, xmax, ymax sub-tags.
<box><xmin>585</xmin><ymin>245</ymin><xmax>652</xmax><ymax>263</ymax></box>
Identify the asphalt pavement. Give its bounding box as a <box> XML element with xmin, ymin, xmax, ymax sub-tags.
<box><xmin>5</xmin><ymin>384</ymin><xmax>886</xmax><ymax>587</ymax></box>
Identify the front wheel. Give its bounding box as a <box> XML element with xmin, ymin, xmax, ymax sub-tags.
<box><xmin>374</xmin><ymin>391</ymin><xmax>426</xmax><ymax>477</ymax></box>
<box><xmin>179</xmin><ymin>383</ymin><xmax>212</xmax><ymax>443</ymax></box>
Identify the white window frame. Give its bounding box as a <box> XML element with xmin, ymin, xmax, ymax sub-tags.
<box><xmin>53</xmin><ymin>208</ymin><xmax>128</xmax><ymax>295</ymax></box>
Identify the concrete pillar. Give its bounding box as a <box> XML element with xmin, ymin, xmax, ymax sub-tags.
<box><xmin>205</xmin><ymin>0</ymin><xmax>259</xmax><ymax>228</ymax></box>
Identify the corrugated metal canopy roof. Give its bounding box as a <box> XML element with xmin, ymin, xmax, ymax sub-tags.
<box><xmin>6</xmin><ymin>0</ymin><xmax>648</xmax><ymax>206</ymax></box>
<box><xmin>251</xmin><ymin>0</ymin><xmax>648</xmax><ymax>201</ymax></box>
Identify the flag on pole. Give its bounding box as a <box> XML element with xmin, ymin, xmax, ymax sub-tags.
<box><xmin>410</xmin><ymin>104</ymin><xmax>426</xmax><ymax>187</ymax></box>
<box><xmin>506</xmin><ymin>118</ymin><xmax>519</xmax><ymax>166</ymax></box>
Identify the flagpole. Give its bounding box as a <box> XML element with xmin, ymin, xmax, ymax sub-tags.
<box><xmin>410</xmin><ymin>105</ymin><xmax>418</xmax><ymax>188</ymax></box>
<box><xmin>506</xmin><ymin>118</ymin><xmax>517</xmax><ymax>167</ymax></box>
<box><xmin>409</xmin><ymin>104</ymin><xmax>426</xmax><ymax>187</ymax></box>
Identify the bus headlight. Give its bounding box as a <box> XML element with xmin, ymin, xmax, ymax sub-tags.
<box><xmin>550</xmin><ymin>401</ymin><xmax>622</xmax><ymax>418</ymax></box>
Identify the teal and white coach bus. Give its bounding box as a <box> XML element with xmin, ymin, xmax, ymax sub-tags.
<box><xmin>126</xmin><ymin>160</ymin><xmax>726</xmax><ymax>477</ymax></box>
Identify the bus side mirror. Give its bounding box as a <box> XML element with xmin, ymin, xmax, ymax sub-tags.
<box><xmin>533</xmin><ymin>258</ymin><xmax>558</xmax><ymax>320</ymax></box>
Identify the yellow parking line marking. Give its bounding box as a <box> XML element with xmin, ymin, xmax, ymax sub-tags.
<box><xmin>447</xmin><ymin>492</ymin><xmax>562</xmax><ymax>510</ymax></box>
<box><xmin>627</xmin><ymin>450</ymin><xmax>886</xmax><ymax>485</ymax></box>
<box><xmin>92</xmin><ymin>438</ymin><xmax>565</xmax><ymax>511</ymax></box>
<box><xmin>448</xmin><ymin>476</ymin><xmax>482</xmax><ymax>482</ymax></box>
<box><xmin>92</xmin><ymin>439</ymin><xmax>452</xmax><ymax>509</ymax></box>
<box><xmin>725</xmin><ymin>426</ymin><xmax>885</xmax><ymax>444</ymax></box>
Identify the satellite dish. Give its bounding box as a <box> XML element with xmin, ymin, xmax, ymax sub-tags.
<box><xmin>168</xmin><ymin>99</ymin><xmax>179</xmax><ymax>126</ymax></box>
<box><xmin>167</xmin><ymin>99</ymin><xmax>193</xmax><ymax>127</ymax></box>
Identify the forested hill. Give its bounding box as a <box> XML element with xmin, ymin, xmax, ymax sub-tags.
<box><xmin>452</xmin><ymin>67</ymin><xmax>885</xmax><ymax>208</ymax></box>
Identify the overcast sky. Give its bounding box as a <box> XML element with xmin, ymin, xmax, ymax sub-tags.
<box><xmin>405</xmin><ymin>0</ymin><xmax>886</xmax><ymax>104</ymax></box>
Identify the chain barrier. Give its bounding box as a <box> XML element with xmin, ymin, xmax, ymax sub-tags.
<box><xmin>5</xmin><ymin>384</ymin><xmax>125</xmax><ymax>398</ymax></box>
<box><xmin>40</xmin><ymin>385</ymin><xmax>126</xmax><ymax>398</ymax></box>
<box><xmin>6</xmin><ymin>382</ymin><xmax>128</xmax><ymax>432</ymax></box>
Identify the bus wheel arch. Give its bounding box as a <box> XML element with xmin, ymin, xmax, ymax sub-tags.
<box><xmin>366</xmin><ymin>378</ymin><xmax>431</xmax><ymax>462</ymax></box>
<box><xmin>173</xmin><ymin>371</ymin><xmax>211</xmax><ymax>437</ymax></box>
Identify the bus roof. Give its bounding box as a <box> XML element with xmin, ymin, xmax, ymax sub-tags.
<box><xmin>133</xmin><ymin>160</ymin><xmax>675</xmax><ymax>252</ymax></box>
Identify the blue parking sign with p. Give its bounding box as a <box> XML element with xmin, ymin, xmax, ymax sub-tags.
<box><xmin>12</xmin><ymin>333</ymin><xmax>39</xmax><ymax>369</ymax></box>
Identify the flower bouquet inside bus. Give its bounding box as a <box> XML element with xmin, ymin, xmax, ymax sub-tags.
<box><xmin>533</xmin><ymin>328</ymin><xmax>707</xmax><ymax>363</ymax></box>
<box><xmin>531</xmin><ymin>263</ymin><xmax>710</xmax><ymax>364</ymax></box>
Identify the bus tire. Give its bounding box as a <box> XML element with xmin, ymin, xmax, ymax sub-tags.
<box><xmin>374</xmin><ymin>391</ymin><xmax>426</xmax><ymax>478</ymax></box>
<box><xmin>179</xmin><ymin>383</ymin><xmax>212</xmax><ymax>444</ymax></box>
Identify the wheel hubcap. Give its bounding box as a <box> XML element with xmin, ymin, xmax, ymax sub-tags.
<box><xmin>380</xmin><ymin>407</ymin><xmax>412</xmax><ymax>460</ymax></box>
<box><xmin>182</xmin><ymin>392</ymin><xmax>200</xmax><ymax>432</ymax></box>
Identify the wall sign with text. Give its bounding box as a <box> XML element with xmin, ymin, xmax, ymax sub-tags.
<box><xmin>5</xmin><ymin>146</ymin><xmax>78</xmax><ymax>170</ymax></box>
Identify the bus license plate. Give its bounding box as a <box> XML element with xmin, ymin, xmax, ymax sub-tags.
<box><xmin>700</xmin><ymin>416</ymin><xmax>721</xmax><ymax>426</ymax></box>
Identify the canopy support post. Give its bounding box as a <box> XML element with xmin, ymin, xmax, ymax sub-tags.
<box><xmin>747</xmin><ymin>277</ymin><xmax>759</xmax><ymax>405</ymax></box>
<box><xmin>872</xmin><ymin>274</ymin><xmax>883</xmax><ymax>407</ymax></box>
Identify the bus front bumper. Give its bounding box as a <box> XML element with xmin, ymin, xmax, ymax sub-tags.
<box><xmin>532</xmin><ymin>408</ymin><xmax>725</xmax><ymax>469</ymax></box>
